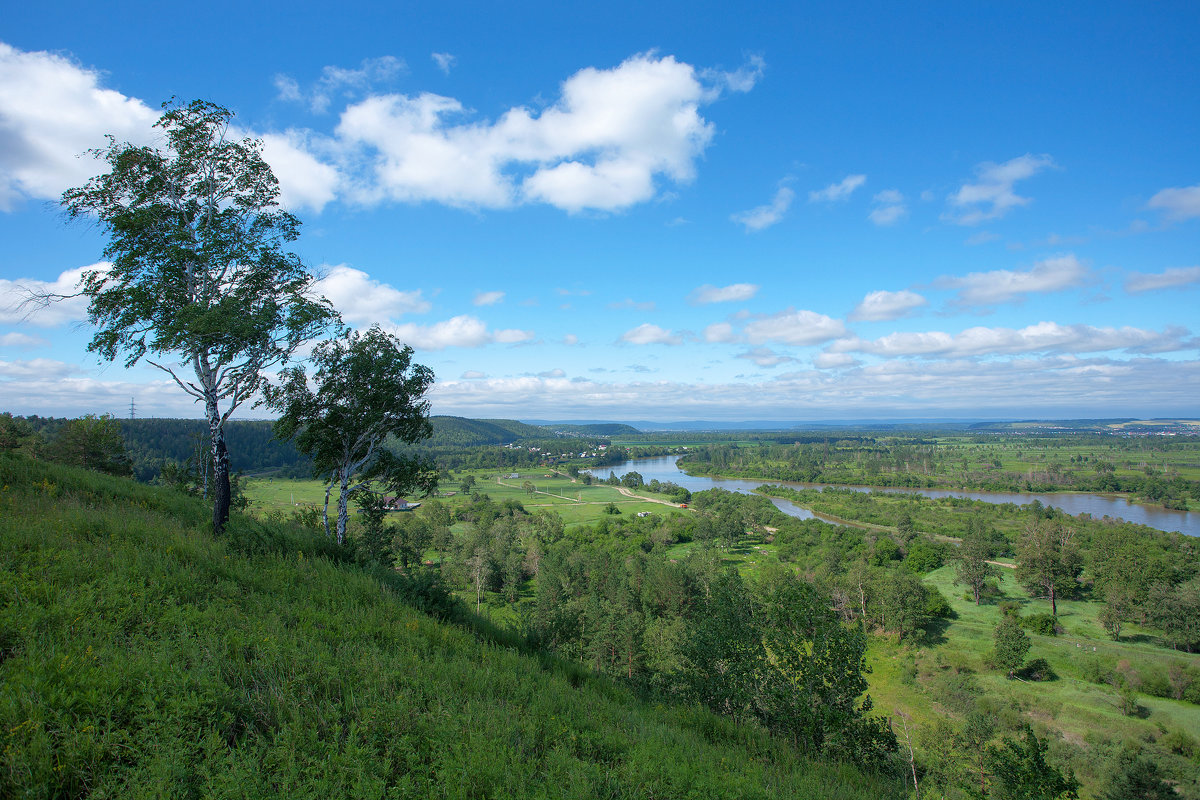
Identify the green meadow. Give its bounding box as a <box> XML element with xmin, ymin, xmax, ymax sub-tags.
<box><xmin>0</xmin><ymin>454</ymin><xmax>899</xmax><ymax>799</ymax></box>
<box><xmin>244</xmin><ymin>470</ymin><xmax>687</xmax><ymax>529</ymax></box>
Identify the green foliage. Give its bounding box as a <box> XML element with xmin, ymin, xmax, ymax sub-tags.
<box><xmin>1101</xmin><ymin>755</ymin><xmax>1176</xmax><ymax>800</ymax></box>
<box><xmin>955</xmin><ymin>515</ymin><xmax>1001</xmax><ymax>604</ymax></box>
<box><xmin>901</xmin><ymin>536</ymin><xmax>945</xmax><ymax>573</ymax></box>
<box><xmin>43</xmin><ymin>414</ymin><xmax>133</xmax><ymax>477</ymax></box>
<box><xmin>1017</xmin><ymin>658</ymin><xmax>1057</xmax><ymax>682</ymax></box>
<box><xmin>993</xmin><ymin>616</ymin><xmax>1031</xmax><ymax>678</ymax></box>
<box><xmin>0</xmin><ymin>412</ymin><xmax>41</xmax><ymax>456</ymax></box>
<box><xmin>60</xmin><ymin>99</ymin><xmax>336</xmax><ymax>533</ymax></box>
<box><xmin>266</xmin><ymin>325</ymin><xmax>436</xmax><ymax>544</ymax></box>
<box><xmin>1014</xmin><ymin>519</ymin><xmax>1082</xmax><ymax>616</ymax></box>
<box><xmin>756</xmin><ymin>571</ymin><xmax>895</xmax><ymax>765</ymax></box>
<box><xmin>987</xmin><ymin>727</ymin><xmax>1079</xmax><ymax>800</ymax></box>
<box><xmin>0</xmin><ymin>453</ymin><xmax>900</xmax><ymax>800</ymax></box>
<box><xmin>1021</xmin><ymin>613</ymin><xmax>1060</xmax><ymax>636</ymax></box>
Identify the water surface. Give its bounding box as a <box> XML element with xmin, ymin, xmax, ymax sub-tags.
<box><xmin>588</xmin><ymin>455</ymin><xmax>1199</xmax><ymax>537</ymax></box>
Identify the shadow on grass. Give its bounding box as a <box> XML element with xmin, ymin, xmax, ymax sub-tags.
<box><xmin>922</xmin><ymin>616</ymin><xmax>952</xmax><ymax>646</ymax></box>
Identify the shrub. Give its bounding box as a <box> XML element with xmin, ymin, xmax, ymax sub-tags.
<box><xmin>924</xmin><ymin>587</ymin><xmax>955</xmax><ymax>619</ymax></box>
<box><xmin>999</xmin><ymin>600</ymin><xmax>1022</xmax><ymax>618</ymax></box>
<box><xmin>1160</xmin><ymin>728</ymin><xmax>1196</xmax><ymax>758</ymax></box>
<box><xmin>1021</xmin><ymin>613</ymin><xmax>1059</xmax><ymax>636</ymax></box>
<box><xmin>1017</xmin><ymin>658</ymin><xmax>1057</xmax><ymax>682</ymax></box>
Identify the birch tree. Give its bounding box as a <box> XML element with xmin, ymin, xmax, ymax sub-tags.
<box><xmin>265</xmin><ymin>325</ymin><xmax>436</xmax><ymax>544</ymax></box>
<box><xmin>60</xmin><ymin>100</ymin><xmax>336</xmax><ymax>533</ymax></box>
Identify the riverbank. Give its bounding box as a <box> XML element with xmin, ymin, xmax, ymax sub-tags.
<box><xmin>590</xmin><ymin>455</ymin><xmax>1200</xmax><ymax>537</ymax></box>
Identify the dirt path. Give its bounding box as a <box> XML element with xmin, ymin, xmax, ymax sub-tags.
<box><xmin>614</xmin><ymin>486</ymin><xmax>685</xmax><ymax>507</ymax></box>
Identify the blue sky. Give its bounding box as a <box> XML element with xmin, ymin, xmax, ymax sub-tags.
<box><xmin>1</xmin><ymin>1</ymin><xmax>1198</xmax><ymax>422</ymax></box>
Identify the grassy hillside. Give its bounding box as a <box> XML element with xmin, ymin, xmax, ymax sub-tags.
<box><xmin>0</xmin><ymin>454</ymin><xmax>899</xmax><ymax>799</ymax></box>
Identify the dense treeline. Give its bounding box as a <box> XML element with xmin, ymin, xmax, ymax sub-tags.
<box><xmin>680</xmin><ymin>437</ymin><xmax>1200</xmax><ymax>508</ymax></box>
<box><xmin>377</xmin><ymin>489</ymin><xmax>901</xmax><ymax>767</ymax></box>
<box><xmin>9</xmin><ymin>415</ymin><xmax>312</xmax><ymax>481</ymax></box>
<box><xmin>6</xmin><ymin>414</ymin><xmax>615</xmax><ymax>482</ymax></box>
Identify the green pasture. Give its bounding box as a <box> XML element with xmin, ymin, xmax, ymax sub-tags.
<box><xmin>245</xmin><ymin>471</ymin><xmax>691</xmax><ymax>529</ymax></box>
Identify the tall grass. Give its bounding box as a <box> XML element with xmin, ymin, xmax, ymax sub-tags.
<box><xmin>0</xmin><ymin>455</ymin><xmax>899</xmax><ymax>799</ymax></box>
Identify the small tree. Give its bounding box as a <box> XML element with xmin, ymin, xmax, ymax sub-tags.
<box><xmin>266</xmin><ymin>325</ymin><xmax>436</xmax><ymax>545</ymax></box>
<box><xmin>61</xmin><ymin>100</ymin><xmax>336</xmax><ymax>533</ymax></box>
<box><xmin>1099</xmin><ymin>587</ymin><xmax>1133</xmax><ymax>641</ymax></box>
<box><xmin>0</xmin><ymin>413</ymin><xmax>41</xmax><ymax>456</ymax></box>
<box><xmin>955</xmin><ymin>518</ymin><xmax>1001</xmax><ymax>604</ymax></box>
<box><xmin>1015</xmin><ymin>518</ymin><xmax>1082</xmax><ymax>617</ymax></box>
<box><xmin>987</xmin><ymin>726</ymin><xmax>1079</xmax><ymax>800</ymax></box>
<box><xmin>45</xmin><ymin>414</ymin><xmax>132</xmax><ymax>477</ymax></box>
<box><xmin>993</xmin><ymin>615</ymin><xmax>1031</xmax><ymax>678</ymax></box>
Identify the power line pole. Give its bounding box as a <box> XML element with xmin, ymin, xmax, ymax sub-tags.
<box><xmin>129</xmin><ymin>397</ymin><xmax>136</xmax><ymax>420</ymax></box>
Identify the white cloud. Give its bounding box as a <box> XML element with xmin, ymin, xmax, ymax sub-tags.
<box><xmin>743</xmin><ymin>309</ymin><xmax>846</xmax><ymax>346</ymax></box>
<box><xmin>386</xmin><ymin>314</ymin><xmax>533</xmax><ymax>350</ymax></box>
<box><xmin>702</xmin><ymin>55</ymin><xmax>766</xmax><ymax>94</ymax></box>
<box><xmin>473</xmin><ymin>290</ymin><xmax>505</xmax><ymax>306</ymax></box>
<box><xmin>537</xmin><ymin>368</ymin><xmax>566</xmax><ymax>378</ymax></box>
<box><xmin>258</xmin><ymin>130</ymin><xmax>340</xmax><ymax>213</ymax></box>
<box><xmin>688</xmin><ymin>283</ymin><xmax>760</xmax><ymax>305</ymax></box>
<box><xmin>703</xmin><ymin>322</ymin><xmax>736</xmax><ymax>343</ymax></box>
<box><xmin>423</xmin><ymin>356</ymin><xmax>1200</xmax><ymax>420</ymax></box>
<box><xmin>868</xmin><ymin>189</ymin><xmax>906</xmax><ymax>226</ymax></box>
<box><xmin>0</xmin><ymin>44</ymin><xmax>748</xmax><ymax>217</ymax></box>
<box><xmin>834</xmin><ymin>321</ymin><xmax>1194</xmax><ymax>358</ymax></box>
<box><xmin>563</xmin><ymin>334</ymin><xmax>579</xmax><ymax>345</ymax></box>
<box><xmin>278</xmin><ymin>56</ymin><xmax>406</xmax><ymax>114</ymax></box>
<box><xmin>0</xmin><ymin>43</ymin><xmax>340</xmax><ymax>215</ymax></box>
<box><xmin>1125</xmin><ymin>266</ymin><xmax>1200</xmax><ymax>294</ymax></box>
<box><xmin>1147</xmin><ymin>184</ymin><xmax>1200</xmax><ymax>222</ymax></box>
<box><xmin>311</xmin><ymin>264</ymin><xmax>430</xmax><ymax>325</ymax></box>
<box><xmin>336</xmin><ymin>52</ymin><xmax>727</xmax><ymax>213</ymax></box>
<box><xmin>431</xmin><ymin>52</ymin><xmax>457</xmax><ymax>75</ymax></box>
<box><xmin>621</xmin><ymin>323</ymin><xmax>682</xmax><ymax>345</ymax></box>
<box><xmin>731</xmin><ymin>186</ymin><xmax>794</xmax><ymax>231</ymax></box>
<box><xmin>0</xmin><ymin>43</ymin><xmax>158</xmax><ymax>210</ymax></box>
<box><xmin>809</xmin><ymin>174</ymin><xmax>866</xmax><ymax>203</ymax></box>
<box><xmin>849</xmin><ymin>289</ymin><xmax>927</xmax><ymax>321</ymax></box>
<box><xmin>945</xmin><ymin>154</ymin><xmax>1055</xmax><ymax>226</ymax></box>
<box><xmin>813</xmin><ymin>352</ymin><xmax>859</xmax><ymax>369</ymax></box>
<box><xmin>0</xmin><ymin>264</ymin><xmax>105</xmax><ymax>326</ymax></box>
<box><xmin>0</xmin><ymin>358</ymin><xmax>79</xmax><ymax>380</ymax></box>
<box><xmin>494</xmin><ymin>328</ymin><xmax>536</xmax><ymax>344</ymax></box>
<box><xmin>0</xmin><ymin>332</ymin><xmax>48</xmax><ymax>348</ymax></box>
<box><xmin>460</xmin><ymin>370</ymin><xmax>487</xmax><ymax>379</ymax></box>
<box><xmin>939</xmin><ymin>254</ymin><xmax>1089</xmax><ymax>307</ymax></box>
<box><xmin>736</xmin><ymin>347</ymin><xmax>795</xmax><ymax>367</ymax></box>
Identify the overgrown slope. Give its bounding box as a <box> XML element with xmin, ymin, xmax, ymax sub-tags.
<box><xmin>0</xmin><ymin>455</ymin><xmax>898</xmax><ymax>799</ymax></box>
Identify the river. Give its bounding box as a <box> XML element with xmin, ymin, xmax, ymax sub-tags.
<box><xmin>587</xmin><ymin>455</ymin><xmax>1200</xmax><ymax>537</ymax></box>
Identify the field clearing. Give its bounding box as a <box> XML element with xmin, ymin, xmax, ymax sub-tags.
<box><xmin>245</xmin><ymin>470</ymin><xmax>691</xmax><ymax>529</ymax></box>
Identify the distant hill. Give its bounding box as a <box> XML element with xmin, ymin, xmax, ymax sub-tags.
<box><xmin>537</xmin><ymin>422</ymin><xmax>642</xmax><ymax>436</ymax></box>
<box><xmin>427</xmin><ymin>416</ymin><xmax>556</xmax><ymax>446</ymax></box>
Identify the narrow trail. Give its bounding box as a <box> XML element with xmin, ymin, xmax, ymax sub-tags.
<box><xmin>614</xmin><ymin>485</ymin><xmax>686</xmax><ymax>507</ymax></box>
